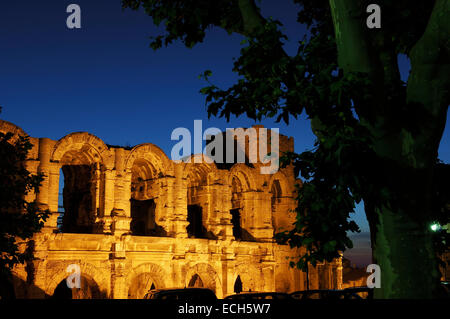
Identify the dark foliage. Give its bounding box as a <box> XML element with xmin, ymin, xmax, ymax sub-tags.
<box><xmin>0</xmin><ymin>127</ymin><xmax>49</xmax><ymax>276</ymax></box>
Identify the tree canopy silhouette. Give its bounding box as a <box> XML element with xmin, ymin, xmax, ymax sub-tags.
<box><xmin>122</xmin><ymin>0</ymin><xmax>449</xmax><ymax>298</ymax></box>
<box><xmin>0</xmin><ymin>110</ymin><xmax>49</xmax><ymax>280</ymax></box>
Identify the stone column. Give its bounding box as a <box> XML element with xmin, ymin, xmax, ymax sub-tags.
<box><xmin>172</xmin><ymin>163</ymin><xmax>188</xmax><ymax>238</ymax></box>
<box><xmin>156</xmin><ymin>176</ymin><xmax>169</xmax><ymax>233</ymax></box>
<box><xmin>109</xmin><ymin>148</ymin><xmax>132</xmax><ymax>234</ymax></box>
<box><xmin>113</xmin><ymin>148</ymin><xmax>129</xmax><ymax>213</ymax></box>
<box><xmin>97</xmin><ymin>168</ymin><xmax>116</xmax><ymax>233</ymax></box>
<box><xmin>110</xmin><ymin>258</ymin><xmax>127</xmax><ymax>299</ymax></box>
<box><xmin>225</xmin><ymin>258</ymin><xmax>236</xmax><ymax>297</ymax></box>
<box><xmin>216</xmin><ymin>178</ymin><xmax>234</xmax><ymax>240</ymax></box>
<box><xmin>47</xmin><ymin>163</ymin><xmax>61</xmax><ymax>213</ymax></box>
<box><xmin>309</xmin><ymin>264</ymin><xmax>319</xmax><ymax>290</ymax></box>
<box><xmin>262</xmin><ymin>264</ymin><xmax>275</xmax><ymax>292</ymax></box>
<box><xmin>335</xmin><ymin>257</ymin><xmax>343</xmax><ymax>290</ymax></box>
<box><xmin>37</xmin><ymin>138</ymin><xmax>59</xmax><ymax>231</ymax></box>
<box><xmin>36</xmin><ymin>138</ymin><xmax>52</xmax><ymax>205</ymax></box>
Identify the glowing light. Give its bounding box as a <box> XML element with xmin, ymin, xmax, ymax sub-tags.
<box><xmin>430</xmin><ymin>223</ymin><xmax>441</xmax><ymax>232</ymax></box>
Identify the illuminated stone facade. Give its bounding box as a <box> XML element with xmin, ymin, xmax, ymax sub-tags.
<box><xmin>1</xmin><ymin>120</ymin><xmax>342</xmax><ymax>299</ymax></box>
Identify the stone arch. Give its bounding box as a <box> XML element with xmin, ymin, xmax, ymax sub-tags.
<box><xmin>181</xmin><ymin>154</ymin><xmax>217</xmax><ymax>182</ymax></box>
<box><xmin>228</xmin><ymin>164</ymin><xmax>256</xmax><ymax>191</ymax></box>
<box><xmin>233</xmin><ymin>263</ymin><xmax>263</xmax><ymax>292</ymax></box>
<box><xmin>182</xmin><ymin>158</ymin><xmax>218</xmax><ymax>238</ymax></box>
<box><xmin>228</xmin><ymin>164</ymin><xmax>258</xmax><ymax>241</ymax></box>
<box><xmin>51</xmin><ymin>132</ymin><xmax>112</xmax><ymax>167</ymax></box>
<box><xmin>126</xmin><ymin>144</ymin><xmax>172</xmax><ymax>236</ymax></box>
<box><xmin>0</xmin><ymin>120</ymin><xmax>28</xmax><ymax>138</ymax></box>
<box><xmin>126</xmin><ymin>263</ymin><xmax>167</xmax><ymax>299</ymax></box>
<box><xmin>0</xmin><ymin>120</ymin><xmax>35</xmax><ymax>158</ymax></box>
<box><xmin>269</xmin><ymin>171</ymin><xmax>294</xmax><ymax>234</ymax></box>
<box><xmin>268</xmin><ymin>171</ymin><xmax>293</xmax><ymax>197</ymax></box>
<box><xmin>45</xmin><ymin>261</ymin><xmax>108</xmax><ymax>298</ymax></box>
<box><xmin>125</xmin><ymin>143</ymin><xmax>173</xmax><ymax>176</ymax></box>
<box><xmin>52</xmin><ymin>133</ymin><xmax>112</xmax><ymax>233</ymax></box>
<box><xmin>185</xmin><ymin>263</ymin><xmax>221</xmax><ymax>294</ymax></box>
<box><xmin>52</xmin><ymin>274</ymin><xmax>102</xmax><ymax>299</ymax></box>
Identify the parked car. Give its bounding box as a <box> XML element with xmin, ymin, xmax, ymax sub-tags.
<box><xmin>439</xmin><ymin>281</ymin><xmax>450</xmax><ymax>298</ymax></box>
<box><xmin>224</xmin><ymin>292</ymin><xmax>292</xmax><ymax>300</ymax></box>
<box><xmin>290</xmin><ymin>289</ymin><xmax>358</xmax><ymax>300</ymax></box>
<box><xmin>143</xmin><ymin>288</ymin><xmax>217</xmax><ymax>301</ymax></box>
<box><xmin>342</xmin><ymin>287</ymin><xmax>373</xmax><ymax>299</ymax></box>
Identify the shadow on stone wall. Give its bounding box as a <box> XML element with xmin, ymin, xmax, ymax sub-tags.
<box><xmin>0</xmin><ymin>273</ymin><xmax>50</xmax><ymax>299</ymax></box>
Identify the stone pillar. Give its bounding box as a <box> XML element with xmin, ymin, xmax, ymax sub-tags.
<box><xmin>157</xmin><ymin>176</ymin><xmax>173</xmax><ymax>233</ymax></box>
<box><xmin>172</xmin><ymin>163</ymin><xmax>188</xmax><ymax>238</ymax></box>
<box><xmin>97</xmin><ymin>168</ymin><xmax>116</xmax><ymax>233</ymax></box>
<box><xmin>335</xmin><ymin>257</ymin><xmax>343</xmax><ymax>290</ymax></box>
<box><xmin>110</xmin><ymin>257</ymin><xmax>127</xmax><ymax>299</ymax></box>
<box><xmin>47</xmin><ymin>163</ymin><xmax>60</xmax><ymax>213</ymax></box>
<box><xmin>309</xmin><ymin>265</ymin><xmax>319</xmax><ymax>290</ymax></box>
<box><xmin>113</xmin><ymin>148</ymin><xmax>129</xmax><ymax>213</ymax></box>
<box><xmin>36</xmin><ymin>138</ymin><xmax>52</xmax><ymax>205</ymax></box>
<box><xmin>37</xmin><ymin>138</ymin><xmax>58</xmax><ymax>231</ymax></box>
<box><xmin>217</xmin><ymin>180</ymin><xmax>234</xmax><ymax>240</ymax></box>
<box><xmin>29</xmin><ymin>258</ymin><xmax>48</xmax><ymax>298</ymax></box>
<box><xmin>109</xmin><ymin>148</ymin><xmax>132</xmax><ymax>234</ymax></box>
<box><xmin>262</xmin><ymin>264</ymin><xmax>275</xmax><ymax>292</ymax></box>
<box><xmin>225</xmin><ymin>258</ymin><xmax>236</xmax><ymax>297</ymax></box>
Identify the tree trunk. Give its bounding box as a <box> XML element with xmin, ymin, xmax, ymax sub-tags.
<box><xmin>329</xmin><ymin>0</ymin><xmax>448</xmax><ymax>298</ymax></box>
<box><xmin>367</xmin><ymin>202</ymin><xmax>441</xmax><ymax>298</ymax></box>
<box><xmin>364</xmin><ymin>155</ymin><xmax>442</xmax><ymax>298</ymax></box>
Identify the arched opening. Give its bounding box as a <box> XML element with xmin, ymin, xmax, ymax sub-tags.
<box><xmin>130</xmin><ymin>159</ymin><xmax>166</xmax><ymax>236</ymax></box>
<box><xmin>58</xmin><ymin>153</ymin><xmax>102</xmax><ymax>234</ymax></box>
<box><xmin>52</xmin><ymin>276</ymin><xmax>102</xmax><ymax>299</ymax></box>
<box><xmin>230</xmin><ymin>209</ymin><xmax>242</xmax><ymax>239</ymax></box>
<box><xmin>185</xmin><ymin>165</ymin><xmax>213</xmax><ymax>239</ymax></box>
<box><xmin>187</xmin><ymin>205</ymin><xmax>207</xmax><ymax>238</ymax></box>
<box><xmin>230</xmin><ymin>176</ymin><xmax>243</xmax><ymax>240</ymax></box>
<box><xmin>128</xmin><ymin>273</ymin><xmax>158</xmax><ymax>299</ymax></box>
<box><xmin>230</xmin><ymin>176</ymin><xmax>254</xmax><ymax>241</ymax></box>
<box><xmin>234</xmin><ymin>275</ymin><xmax>243</xmax><ymax>294</ymax></box>
<box><xmin>131</xmin><ymin>198</ymin><xmax>161</xmax><ymax>236</ymax></box>
<box><xmin>188</xmin><ymin>274</ymin><xmax>204</xmax><ymax>288</ymax></box>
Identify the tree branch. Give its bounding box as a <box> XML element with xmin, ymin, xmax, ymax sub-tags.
<box><xmin>328</xmin><ymin>0</ymin><xmax>379</xmax><ymax>76</ymax></box>
<box><xmin>406</xmin><ymin>0</ymin><xmax>450</xmax><ymax>162</ymax></box>
<box><xmin>237</xmin><ymin>0</ymin><xmax>266</xmax><ymax>35</ymax></box>
<box><xmin>407</xmin><ymin>0</ymin><xmax>450</xmax><ymax>117</ymax></box>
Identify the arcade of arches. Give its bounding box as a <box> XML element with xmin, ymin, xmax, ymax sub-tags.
<box><xmin>1</xmin><ymin>120</ymin><xmax>342</xmax><ymax>299</ymax></box>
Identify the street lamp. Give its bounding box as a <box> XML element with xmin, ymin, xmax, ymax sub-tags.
<box><xmin>430</xmin><ymin>222</ymin><xmax>441</xmax><ymax>232</ymax></box>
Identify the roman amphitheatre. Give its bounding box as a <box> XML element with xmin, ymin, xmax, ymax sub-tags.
<box><xmin>0</xmin><ymin>119</ymin><xmax>342</xmax><ymax>299</ymax></box>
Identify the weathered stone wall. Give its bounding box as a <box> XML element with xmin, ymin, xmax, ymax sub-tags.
<box><xmin>1</xmin><ymin>120</ymin><xmax>342</xmax><ymax>299</ymax></box>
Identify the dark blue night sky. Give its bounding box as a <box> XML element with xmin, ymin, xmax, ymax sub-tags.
<box><xmin>1</xmin><ymin>1</ymin><xmax>449</xmax><ymax>266</ymax></box>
